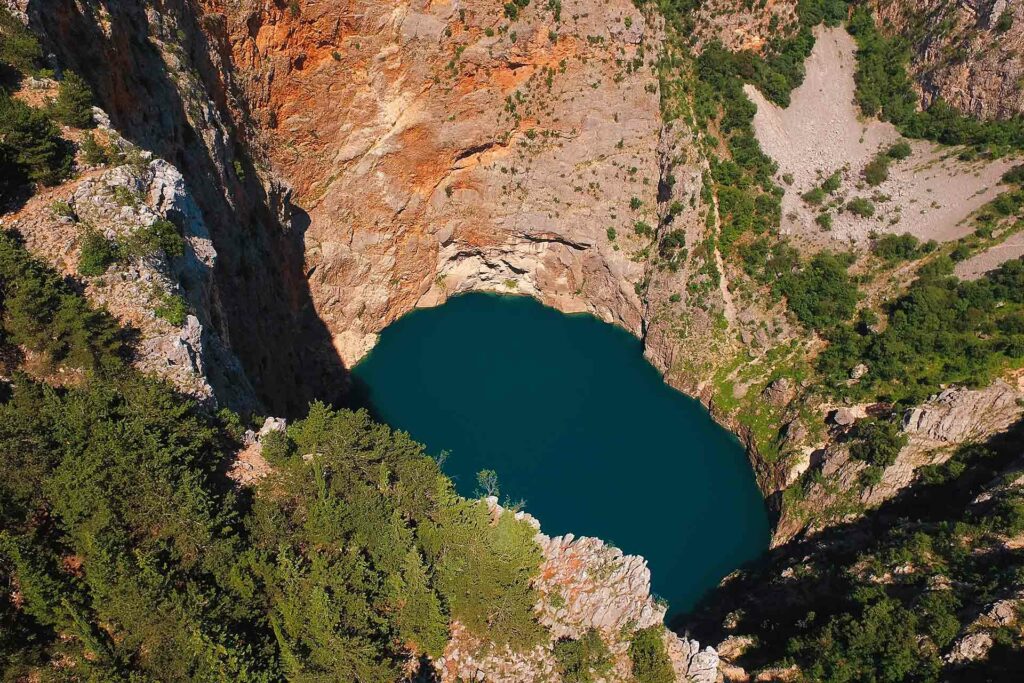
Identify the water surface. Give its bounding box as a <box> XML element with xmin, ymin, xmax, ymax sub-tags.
<box><xmin>353</xmin><ymin>293</ymin><xmax>769</xmax><ymax>615</ymax></box>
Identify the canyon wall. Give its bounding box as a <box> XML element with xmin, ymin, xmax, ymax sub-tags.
<box><xmin>14</xmin><ymin>0</ymin><xmax>349</xmax><ymax>414</ymax></box>
<box><xmin>872</xmin><ymin>0</ymin><xmax>1024</xmax><ymax>120</ymax></box>
<box><xmin>203</xmin><ymin>0</ymin><xmax>677</xmax><ymax>365</ymax></box>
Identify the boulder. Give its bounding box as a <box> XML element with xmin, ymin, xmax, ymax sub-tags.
<box><xmin>258</xmin><ymin>417</ymin><xmax>287</xmax><ymax>440</ymax></box>
<box><xmin>832</xmin><ymin>407</ymin><xmax>856</xmax><ymax>426</ymax></box>
<box><xmin>946</xmin><ymin>632</ymin><xmax>994</xmax><ymax>664</ymax></box>
<box><xmin>762</xmin><ymin>377</ymin><xmax>796</xmax><ymax>407</ymax></box>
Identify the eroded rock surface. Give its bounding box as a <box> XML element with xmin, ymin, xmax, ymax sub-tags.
<box><xmin>872</xmin><ymin>0</ymin><xmax>1024</xmax><ymax>120</ymax></box>
<box><xmin>2</xmin><ymin>138</ymin><xmax>255</xmax><ymax>408</ymax></box>
<box><xmin>434</xmin><ymin>498</ymin><xmax>719</xmax><ymax>682</ymax></box>
<box><xmin>209</xmin><ymin>0</ymin><xmax>668</xmax><ymax>365</ymax></box>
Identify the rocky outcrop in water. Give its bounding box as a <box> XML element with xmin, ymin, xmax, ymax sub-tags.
<box><xmin>434</xmin><ymin>499</ymin><xmax>719</xmax><ymax>682</ymax></box>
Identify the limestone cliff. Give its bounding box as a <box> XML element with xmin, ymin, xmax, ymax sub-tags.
<box><xmin>0</xmin><ymin>98</ymin><xmax>257</xmax><ymax>407</ymax></box>
<box><xmin>776</xmin><ymin>379</ymin><xmax>1024</xmax><ymax>542</ymax></box>
<box><xmin>13</xmin><ymin>0</ymin><xmax>349</xmax><ymax>414</ymax></box>
<box><xmin>871</xmin><ymin>0</ymin><xmax>1024</xmax><ymax>120</ymax></box>
<box><xmin>204</xmin><ymin>0</ymin><xmax>675</xmax><ymax>365</ymax></box>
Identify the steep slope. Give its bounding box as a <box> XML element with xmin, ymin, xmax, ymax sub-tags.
<box><xmin>871</xmin><ymin>0</ymin><xmax>1024</xmax><ymax>120</ymax></box>
<box><xmin>205</xmin><ymin>0</ymin><xmax>674</xmax><ymax>365</ymax></box>
<box><xmin>13</xmin><ymin>0</ymin><xmax>348</xmax><ymax>414</ymax></box>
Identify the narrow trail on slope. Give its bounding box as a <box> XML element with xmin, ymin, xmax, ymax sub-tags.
<box><xmin>709</xmin><ymin>186</ymin><xmax>738</xmax><ymax>328</ymax></box>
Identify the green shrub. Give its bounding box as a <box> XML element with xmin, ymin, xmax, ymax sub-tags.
<box><xmin>51</xmin><ymin>71</ymin><xmax>94</xmax><ymax>128</ymax></box>
<box><xmin>260</xmin><ymin>428</ymin><xmax>292</xmax><ymax>464</ymax></box>
<box><xmin>628</xmin><ymin>626</ymin><xmax>674</xmax><ymax>683</ymax></box>
<box><xmin>873</xmin><ymin>232</ymin><xmax>921</xmax><ymax>262</ymax></box>
<box><xmin>778</xmin><ymin>251</ymin><xmax>860</xmax><ymax>330</ymax></box>
<box><xmin>78</xmin><ymin>131</ymin><xmax>109</xmax><ymax>166</ymax></box>
<box><xmin>122</xmin><ymin>218</ymin><xmax>186</xmax><ymax>260</ymax></box>
<box><xmin>77</xmin><ymin>229</ymin><xmax>118</xmax><ymax>276</ymax></box>
<box><xmin>846</xmin><ymin>197</ymin><xmax>875</xmax><ymax>217</ymax></box>
<box><xmin>816</xmin><ymin>212</ymin><xmax>833</xmax><ymax>230</ymax></box>
<box><xmin>863</xmin><ymin>154</ymin><xmax>890</xmax><ymax>186</ymax></box>
<box><xmin>553</xmin><ymin>629</ymin><xmax>613</xmax><ymax>683</ymax></box>
<box><xmin>1002</xmin><ymin>164</ymin><xmax>1024</xmax><ymax>185</ymax></box>
<box><xmin>634</xmin><ymin>220</ymin><xmax>654</xmax><ymax>237</ymax></box>
<box><xmin>111</xmin><ymin>185</ymin><xmax>138</xmax><ymax>207</ymax></box>
<box><xmin>820</xmin><ymin>170</ymin><xmax>842</xmax><ymax>193</ymax></box>
<box><xmin>819</xmin><ymin>255</ymin><xmax>1024</xmax><ymax>402</ymax></box>
<box><xmin>49</xmin><ymin>199</ymin><xmax>74</xmax><ymax>218</ymax></box>
<box><xmin>606</xmin><ymin>226</ymin><xmax>617</xmax><ymax>241</ymax></box>
<box><xmin>990</xmin><ymin>492</ymin><xmax>1024</xmax><ymax>535</ymax></box>
<box><xmin>886</xmin><ymin>141</ymin><xmax>912</xmax><ymax>160</ymax></box>
<box><xmin>802</xmin><ymin>186</ymin><xmax>826</xmax><ymax>205</ymax></box>
<box><xmin>154</xmin><ymin>292</ymin><xmax>188</xmax><ymax>326</ymax></box>
<box><xmin>995</xmin><ymin>9</ymin><xmax>1013</xmax><ymax>33</ymax></box>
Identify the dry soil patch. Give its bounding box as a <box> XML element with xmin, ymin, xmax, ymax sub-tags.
<box><xmin>745</xmin><ymin>27</ymin><xmax>1017</xmax><ymax>248</ymax></box>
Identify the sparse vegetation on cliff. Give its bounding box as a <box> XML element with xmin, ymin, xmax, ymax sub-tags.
<box><xmin>684</xmin><ymin>426</ymin><xmax>1024</xmax><ymax>682</ymax></box>
<box><xmin>848</xmin><ymin>5</ymin><xmax>1024</xmax><ymax>152</ymax></box>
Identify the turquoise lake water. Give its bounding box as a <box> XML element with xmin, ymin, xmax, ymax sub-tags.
<box><xmin>352</xmin><ymin>292</ymin><xmax>769</xmax><ymax>616</ymax></box>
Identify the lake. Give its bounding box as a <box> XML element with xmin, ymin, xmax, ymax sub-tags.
<box><xmin>352</xmin><ymin>292</ymin><xmax>769</xmax><ymax>616</ymax></box>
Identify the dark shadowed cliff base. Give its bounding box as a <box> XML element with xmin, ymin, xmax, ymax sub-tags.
<box><xmin>21</xmin><ymin>0</ymin><xmax>348</xmax><ymax>415</ymax></box>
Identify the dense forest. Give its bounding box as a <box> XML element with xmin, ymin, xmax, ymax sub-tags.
<box><xmin>0</xmin><ymin>226</ymin><xmax>552</xmax><ymax>679</ymax></box>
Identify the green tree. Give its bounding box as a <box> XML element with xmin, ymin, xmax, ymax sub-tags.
<box><xmin>628</xmin><ymin>626</ymin><xmax>674</xmax><ymax>683</ymax></box>
<box><xmin>0</xmin><ymin>94</ymin><xmax>72</xmax><ymax>190</ymax></box>
<box><xmin>51</xmin><ymin>71</ymin><xmax>94</xmax><ymax>128</ymax></box>
<box><xmin>0</xmin><ymin>8</ymin><xmax>42</xmax><ymax>76</ymax></box>
<box><xmin>553</xmin><ymin>629</ymin><xmax>613</xmax><ymax>683</ymax></box>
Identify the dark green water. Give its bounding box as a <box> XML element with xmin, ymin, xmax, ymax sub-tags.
<box><xmin>352</xmin><ymin>293</ymin><xmax>769</xmax><ymax>616</ymax></box>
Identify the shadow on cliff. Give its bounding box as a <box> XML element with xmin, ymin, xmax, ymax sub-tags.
<box><xmin>672</xmin><ymin>417</ymin><xmax>1024</xmax><ymax>675</ymax></box>
<box><xmin>28</xmin><ymin>0</ymin><xmax>349</xmax><ymax>417</ymax></box>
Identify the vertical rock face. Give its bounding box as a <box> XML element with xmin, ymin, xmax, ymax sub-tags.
<box><xmin>19</xmin><ymin>0</ymin><xmax>350</xmax><ymax>414</ymax></box>
<box><xmin>205</xmin><ymin>0</ymin><xmax>669</xmax><ymax>365</ymax></box>
<box><xmin>871</xmin><ymin>0</ymin><xmax>1024</xmax><ymax>119</ymax></box>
